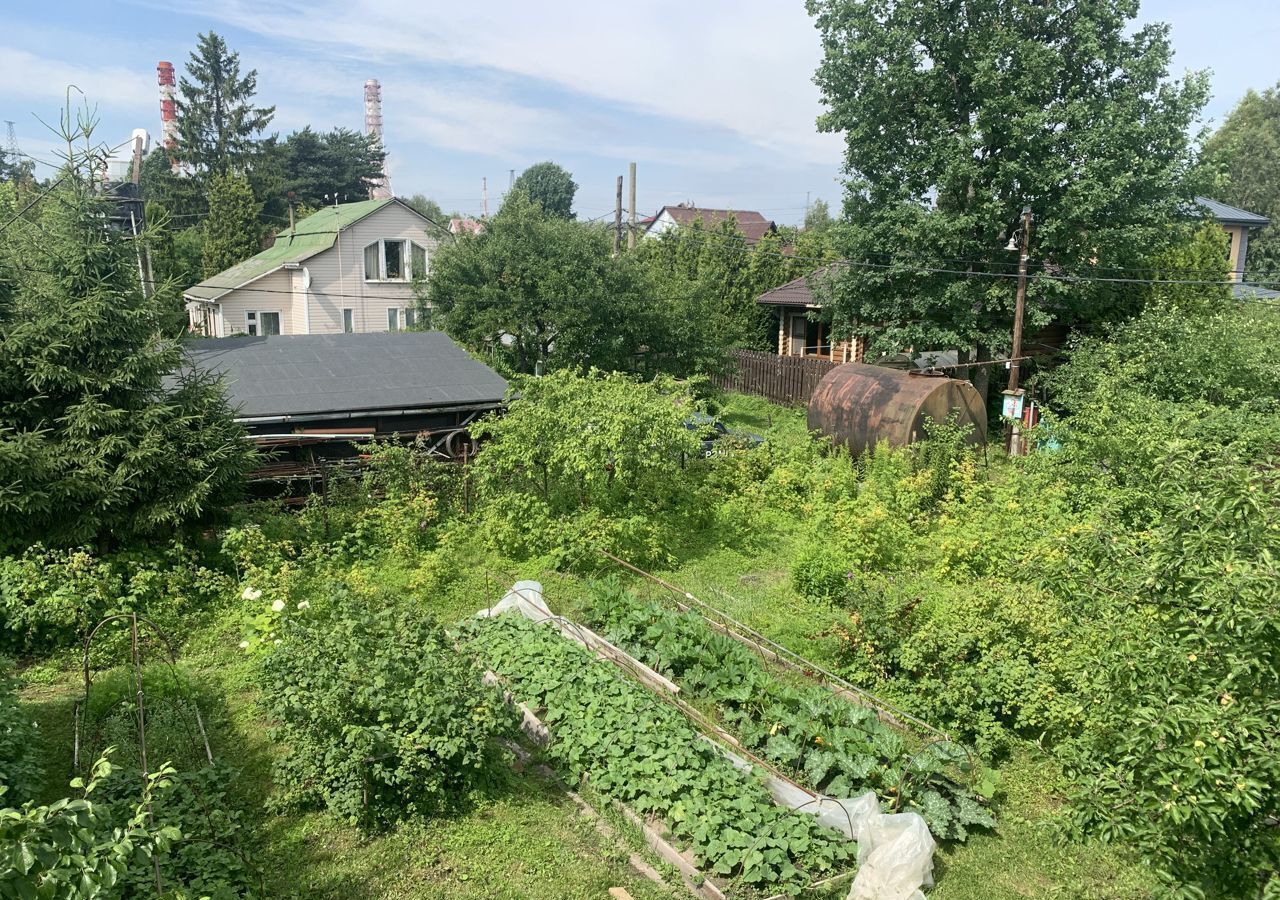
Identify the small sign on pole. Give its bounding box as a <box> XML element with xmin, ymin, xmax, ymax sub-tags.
<box><xmin>1001</xmin><ymin>388</ymin><xmax>1025</xmax><ymax>421</ymax></box>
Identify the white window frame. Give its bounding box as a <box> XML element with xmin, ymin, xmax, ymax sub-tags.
<box><xmin>364</xmin><ymin>238</ymin><xmax>412</xmax><ymax>282</ymax></box>
<box><xmin>245</xmin><ymin>309</ymin><xmax>282</xmax><ymax>336</ymax></box>
<box><xmin>342</xmin><ymin>308</ymin><xmax>355</xmax><ymax>333</ymax></box>
<box><xmin>387</xmin><ymin>307</ymin><xmax>400</xmax><ymax>331</ymax></box>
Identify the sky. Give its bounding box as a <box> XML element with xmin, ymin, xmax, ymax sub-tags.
<box><xmin>3</xmin><ymin>1</ymin><xmax>1278</xmax><ymax>226</ymax></box>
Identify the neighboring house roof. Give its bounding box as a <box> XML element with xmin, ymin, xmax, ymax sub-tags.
<box><xmin>185</xmin><ymin>198</ymin><xmax>416</xmax><ymax>303</ymax></box>
<box><xmin>183</xmin><ymin>332</ymin><xmax>509</xmax><ymax>419</ymax></box>
<box><xmin>648</xmin><ymin>204</ymin><xmax>777</xmax><ymax>244</ymax></box>
<box><xmin>449</xmin><ymin>217</ymin><xmax>484</xmax><ymax>235</ymax></box>
<box><xmin>756</xmin><ymin>264</ymin><xmax>843</xmax><ymax>307</ymax></box>
<box><xmin>1192</xmin><ymin>196</ymin><xmax>1271</xmax><ymax>228</ymax></box>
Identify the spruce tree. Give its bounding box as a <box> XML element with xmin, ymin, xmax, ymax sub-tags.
<box><xmin>174</xmin><ymin>31</ymin><xmax>275</xmax><ymax>180</ymax></box>
<box><xmin>0</xmin><ymin>120</ymin><xmax>256</xmax><ymax>552</ymax></box>
<box><xmin>202</xmin><ymin>171</ymin><xmax>261</xmax><ymax>277</ymax></box>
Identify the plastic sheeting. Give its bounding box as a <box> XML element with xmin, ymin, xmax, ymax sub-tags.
<box><xmin>477</xmin><ymin>582</ymin><xmax>937</xmax><ymax>900</ymax></box>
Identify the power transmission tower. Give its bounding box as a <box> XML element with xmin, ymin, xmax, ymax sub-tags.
<box><xmin>4</xmin><ymin>121</ymin><xmax>17</xmax><ymax>167</ymax></box>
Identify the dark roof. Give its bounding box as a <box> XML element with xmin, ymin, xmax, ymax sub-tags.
<box><xmin>1192</xmin><ymin>196</ymin><xmax>1270</xmax><ymax>227</ymax></box>
<box><xmin>648</xmin><ymin>205</ymin><xmax>776</xmax><ymax>245</ymax></box>
<box><xmin>1233</xmin><ymin>282</ymin><xmax>1280</xmax><ymax>301</ymax></box>
<box><xmin>756</xmin><ymin>264</ymin><xmax>843</xmax><ymax>307</ymax></box>
<box><xmin>183</xmin><ymin>332</ymin><xmax>508</xmax><ymax>419</ymax></box>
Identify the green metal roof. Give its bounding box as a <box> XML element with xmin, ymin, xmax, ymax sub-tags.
<box><xmin>185</xmin><ymin>198</ymin><xmax>394</xmax><ymax>302</ymax></box>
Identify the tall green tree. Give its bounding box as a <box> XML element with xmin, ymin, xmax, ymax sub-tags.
<box><xmin>202</xmin><ymin>171</ymin><xmax>261</xmax><ymax>278</ymax></box>
<box><xmin>423</xmin><ymin>190</ymin><xmax>716</xmax><ymax>376</ymax></box>
<box><xmin>0</xmin><ymin>120</ymin><xmax>255</xmax><ymax>551</ymax></box>
<box><xmin>403</xmin><ymin>193</ymin><xmax>457</xmax><ymax>239</ymax></box>
<box><xmin>1203</xmin><ymin>84</ymin><xmax>1280</xmax><ymax>279</ymax></box>
<box><xmin>510</xmin><ymin>161</ymin><xmax>578</xmax><ymax>219</ymax></box>
<box><xmin>803</xmin><ymin>198</ymin><xmax>834</xmax><ymax>234</ymax></box>
<box><xmin>276</xmin><ymin>126</ymin><xmax>387</xmax><ymax>209</ymax></box>
<box><xmin>808</xmin><ymin>0</ymin><xmax>1209</xmax><ymax>397</ymax></box>
<box><xmin>174</xmin><ymin>31</ymin><xmax>275</xmax><ymax>181</ymax></box>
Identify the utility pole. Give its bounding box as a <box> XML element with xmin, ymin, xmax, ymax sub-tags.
<box><xmin>509</xmin><ymin>168</ymin><xmax>515</xmax><ymax>189</ymax></box>
<box><xmin>482</xmin><ymin>176</ymin><xmax>488</xmax><ymax>218</ymax></box>
<box><xmin>627</xmin><ymin>161</ymin><xmax>637</xmax><ymax>249</ymax></box>
<box><xmin>614</xmin><ymin>175</ymin><xmax>623</xmax><ymax>256</ymax></box>
<box><xmin>1005</xmin><ymin>205</ymin><xmax>1033</xmax><ymax>456</ymax></box>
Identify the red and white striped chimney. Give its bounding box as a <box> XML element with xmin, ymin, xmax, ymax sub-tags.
<box><xmin>157</xmin><ymin>61</ymin><xmax>178</xmax><ymax>167</ymax></box>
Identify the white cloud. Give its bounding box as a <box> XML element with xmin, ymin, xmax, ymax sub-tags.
<box><xmin>182</xmin><ymin>0</ymin><xmax>844</xmax><ymax>165</ymax></box>
<box><xmin>0</xmin><ymin>46</ymin><xmax>155</xmax><ymax>112</ymax></box>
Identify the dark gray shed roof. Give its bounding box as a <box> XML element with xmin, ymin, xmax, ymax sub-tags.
<box><xmin>184</xmin><ymin>332</ymin><xmax>509</xmax><ymax>419</ymax></box>
<box><xmin>1192</xmin><ymin>196</ymin><xmax>1271</xmax><ymax>227</ymax></box>
<box><xmin>1233</xmin><ymin>282</ymin><xmax>1280</xmax><ymax>301</ymax></box>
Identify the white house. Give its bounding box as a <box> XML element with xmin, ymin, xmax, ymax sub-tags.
<box><xmin>642</xmin><ymin>204</ymin><xmax>776</xmax><ymax>246</ymax></box>
<box><xmin>184</xmin><ymin>198</ymin><xmax>438</xmax><ymax>337</ymax></box>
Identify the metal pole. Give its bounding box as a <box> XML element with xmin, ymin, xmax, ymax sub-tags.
<box><xmin>614</xmin><ymin>175</ymin><xmax>623</xmax><ymax>256</ymax></box>
<box><xmin>1006</xmin><ymin>205</ymin><xmax>1032</xmax><ymax>455</ymax></box>
<box><xmin>627</xmin><ymin>162</ymin><xmax>637</xmax><ymax>249</ymax></box>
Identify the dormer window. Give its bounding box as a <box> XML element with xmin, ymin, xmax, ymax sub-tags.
<box><xmin>364</xmin><ymin>239</ymin><xmax>429</xmax><ymax>281</ymax></box>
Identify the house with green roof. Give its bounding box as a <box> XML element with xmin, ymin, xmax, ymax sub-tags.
<box><xmin>184</xmin><ymin>198</ymin><xmax>439</xmax><ymax>337</ymax></box>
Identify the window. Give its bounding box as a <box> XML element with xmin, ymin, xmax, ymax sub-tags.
<box><xmin>404</xmin><ymin>307</ymin><xmax>417</xmax><ymax>328</ymax></box>
<box><xmin>364</xmin><ymin>239</ymin><xmax>425</xmax><ymax>281</ymax></box>
<box><xmin>384</xmin><ymin>240</ymin><xmax>405</xmax><ymax>279</ymax></box>
<box><xmin>387</xmin><ymin>307</ymin><xmax>400</xmax><ymax>331</ymax></box>
<box><xmin>342</xmin><ymin>308</ymin><xmax>354</xmax><ymax>333</ymax></box>
<box><xmin>245</xmin><ymin>310</ymin><xmax>281</xmax><ymax>336</ymax></box>
<box><xmin>804</xmin><ymin>318</ymin><xmax>831</xmax><ymax>358</ymax></box>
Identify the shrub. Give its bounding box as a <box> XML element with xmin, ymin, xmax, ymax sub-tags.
<box><xmin>0</xmin><ymin>543</ymin><xmax>234</xmax><ymax>654</ymax></box>
<box><xmin>0</xmin><ymin>755</ymin><xmax>177</xmax><ymax>898</ymax></box>
<box><xmin>261</xmin><ymin>584</ymin><xmax>513</xmax><ymax>829</ymax></box>
<box><xmin>832</xmin><ymin>572</ymin><xmax>1079</xmax><ymax>755</ymax></box>
<box><xmin>470</xmin><ymin>369</ymin><xmax>705</xmax><ymax>566</ymax></box>
<box><xmin>0</xmin><ymin>660</ymin><xmax>40</xmax><ymax>804</ymax></box>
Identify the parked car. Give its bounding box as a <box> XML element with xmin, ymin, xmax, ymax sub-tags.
<box><xmin>684</xmin><ymin>412</ymin><xmax>764</xmax><ymax>457</ymax></box>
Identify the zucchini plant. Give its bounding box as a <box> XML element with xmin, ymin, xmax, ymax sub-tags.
<box><xmin>459</xmin><ymin>614</ymin><xmax>854</xmax><ymax>896</ymax></box>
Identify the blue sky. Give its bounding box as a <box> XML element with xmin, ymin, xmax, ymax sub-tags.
<box><xmin>4</xmin><ymin>1</ymin><xmax>1278</xmax><ymax>225</ymax></box>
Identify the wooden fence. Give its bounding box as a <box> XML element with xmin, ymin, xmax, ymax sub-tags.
<box><xmin>712</xmin><ymin>349</ymin><xmax>838</xmax><ymax>406</ymax></box>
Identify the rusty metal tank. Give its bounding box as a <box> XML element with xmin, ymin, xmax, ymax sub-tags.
<box><xmin>808</xmin><ymin>362</ymin><xmax>987</xmax><ymax>455</ymax></box>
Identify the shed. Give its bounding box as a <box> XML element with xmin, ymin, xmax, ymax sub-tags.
<box><xmin>808</xmin><ymin>363</ymin><xmax>986</xmax><ymax>456</ymax></box>
<box><xmin>184</xmin><ymin>331</ymin><xmax>507</xmax><ymax>462</ymax></box>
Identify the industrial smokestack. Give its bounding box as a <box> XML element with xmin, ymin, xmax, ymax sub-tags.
<box><xmin>363</xmin><ymin>79</ymin><xmax>393</xmax><ymax>200</ymax></box>
<box><xmin>157</xmin><ymin>61</ymin><xmax>178</xmax><ymax>170</ymax></box>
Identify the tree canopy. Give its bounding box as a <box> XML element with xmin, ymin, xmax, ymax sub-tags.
<box><xmin>510</xmin><ymin>161</ymin><xmax>578</xmax><ymax>219</ymax></box>
<box><xmin>807</xmin><ymin>0</ymin><xmax>1209</xmax><ymax>392</ymax></box>
<box><xmin>1203</xmin><ymin>84</ymin><xmax>1280</xmax><ymax>280</ymax></box>
<box><xmin>0</xmin><ymin>124</ymin><xmax>255</xmax><ymax>551</ymax></box>
<box><xmin>423</xmin><ymin>190</ymin><xmax>719</xmax><ymax>376</ymax></box>
<box><xmin>174</xmin><ymin>31</ymin><xmax>275</xmax><ymax>181</ymax></box>
<box><xmin>202</xmin><ymin>171</ymin><xmax>261</xmax><ymax>277</ymax></box>
<box><xmin>272</xmin><ymin>126</ymin><xmax>387</xmax><ymax>210</ymax></box>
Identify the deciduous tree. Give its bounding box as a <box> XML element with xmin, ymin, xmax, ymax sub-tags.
<box><xmin>1203</xmin><ymin>84</ymin><xmax>1280</xmax><ymax>279</ymax></box>
<box><xmin>808</xmin><ymin>0</ymin><xmax>1209</xmax><ymax>396</ymax></box>
<box><xmin>510</xmin><ymin>161</ymin><xmax>578</xmax><ymax>219</ymax></box>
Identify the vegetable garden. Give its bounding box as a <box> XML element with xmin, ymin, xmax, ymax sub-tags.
<box><xmin>2</xmin><ymin>300</ymin><xmax>1279</xmax><ymax>898</ymax></box>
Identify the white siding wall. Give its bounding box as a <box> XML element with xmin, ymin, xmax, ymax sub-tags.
<box><xmin>209</xmin><ymin>202</ymin><xmax>439</xmax><ymax>336</ymax></box>
<box><xmin>215</xmin><ymin>270</ymin><xmax>295</xmax><ymax>336</ymax></box>
<box><xmin>305</xmin><ymin>203</ymin><xmax>437</xmax><ymax>334</ymax></box>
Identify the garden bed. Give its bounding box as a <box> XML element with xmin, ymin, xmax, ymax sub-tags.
<box><xmin>459</xmin><ymin>607</ymin><xmax>859</xmax><ymax>898</ymax></box>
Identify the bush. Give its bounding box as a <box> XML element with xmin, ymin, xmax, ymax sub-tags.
<box><xmin>261</xmin><ymin>584</ymin><xmax>513</xmax><ymax>829</ymax></box>
<box><xmin>0</xmin><ymin>660</ymin><xmax>40</xmax><ymax>804</ymax></box>
<box><xmin>470</xmin><ymin>369</ymin><xmax>705</xmax><ymax>567</ymax></box>
<box><xmin>0</xmin><ymin>543</ymin><xmax>234</xmax><ymax>654</ymax></box>
<box><xmin>831</xmin><ymin>573</ymin><xmax>1079</xmax><ymax>755</ymax></box>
